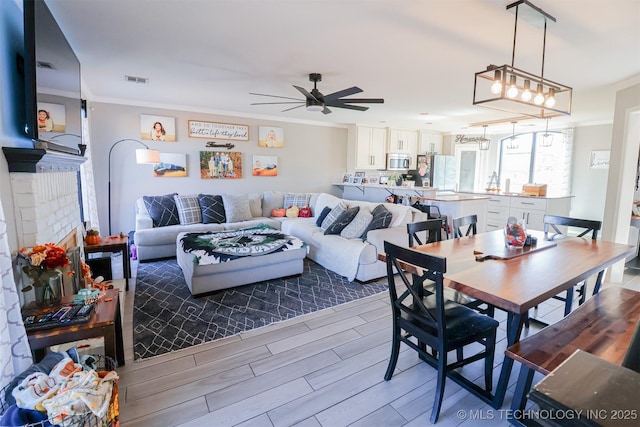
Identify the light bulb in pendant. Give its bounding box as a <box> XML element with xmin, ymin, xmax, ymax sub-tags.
<box><xmin>506</xmin><ymin>75</ymin><xmax>518</xmax><ymax>98</ymax></box>
<box><xmin>490</xmin><ymin>70</ymin><xmax>503</xmax><ymax>94</ymax></box>
<box><xmin>544</xmin><ymin>88</ymin><xmax>556</xmax><ymax>108</ymax></box>
<box><xmin>520</xmin><ymin>80</ymin><xmax>532</xmax><ymax>102</ymax></box>
<box><xmin>533</xmin><ymin>83</ymin><xmax>545</xmax><ymax>105</ymax></box>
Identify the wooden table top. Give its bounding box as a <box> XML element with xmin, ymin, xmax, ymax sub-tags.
<box><xmin>84</xmin><ymin>235</ymin><xmax>128</xmax><ymax>250</ymax></box>
<box><xmin>381</xmin><ymin>230</ymin><xmax>635</xmax><ymax>315</ymax></box>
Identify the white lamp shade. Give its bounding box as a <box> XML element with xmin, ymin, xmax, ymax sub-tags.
<box><xmin>136</xmin><ymin>148</ymin><xmax>160</xmax><ymax>164</ymax></box>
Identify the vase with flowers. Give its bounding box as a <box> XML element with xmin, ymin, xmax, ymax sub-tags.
<box><xmin>19</xmin><ymin>243</ymin><xmax>71</xmax><ymax>306</ymax></box>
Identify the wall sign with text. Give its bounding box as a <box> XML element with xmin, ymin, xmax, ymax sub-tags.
<box><xmin>188</xmin><ymin>120</ymin><xmax>249</xmax><ymax>141</ymax></box>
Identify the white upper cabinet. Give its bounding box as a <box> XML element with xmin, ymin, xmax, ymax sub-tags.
<box><xmin>355</xmin><ymin>126</ymin><xmax>387</xmax><ymax>169</ymax></box>
<box><xmin>419</xmin><ymin>132</ymin><xmax>443</xmax><ymax>154</ymax></box>
<box><xmin>388</xmin><ymin>129</ymin><xmax>417</xmax><ymax>156</ymax></box>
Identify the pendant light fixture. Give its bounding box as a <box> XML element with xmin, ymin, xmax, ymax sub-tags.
<box><xmin>540</xmin><ymin>118</ymin><xmax>554</xmax><ymax>147</ymax></box>
<box><xmin>480</xmin><ymin>125</ymin><xmax>490</xmax><ymax>150</ymax></box>
<box><xmin>506</xmin><ymin>122</ymin><xmax>519</xmax><ymax>150</ymax></box>
<box><xmin>472</xmin><ymin>0</ymin><xmax>572</xmax><ymax>119</ymax></box>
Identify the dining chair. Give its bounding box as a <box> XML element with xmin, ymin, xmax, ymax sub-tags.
<box><xmin>543</xmin><ymin>214</ymin><xmax>604</xmax><ymax>310</ymax></box>
<box><xmin>383</xmin><ymin>241</ymin><xmax>499</xmax><ymax>423</ymax></box>
<box><xmin>452</xmin><ymin>214</ymin><xmax>478</xmax><ymax>238</ymax></box>
<box><xmin>449</xmin><ymin>215</ymin><xmax>495</xmax><ymax>317</ymax></box>
<box><xmin>411</xmin><ymin>202</ymin><xmax>449</xmax><ymax>239</ymax></box>
<box><xmin>407</xmin><ymin>219</ymin><xmax>443</xmax><ymax>246</ymax></box>
<box><xmin>622</xmin><ymin>319</ymin><xmax>640</xmax><ymax>373</ymax></box>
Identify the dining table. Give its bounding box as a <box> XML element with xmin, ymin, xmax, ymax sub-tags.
<box><xmin>379</xmin><ymin>229</ymin><xmax>635</xmax><ymax>408</ymax></box>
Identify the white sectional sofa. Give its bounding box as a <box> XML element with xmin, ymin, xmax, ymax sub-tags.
<box><xmin>134</xmin><ymin>190</ymin><xmax>428</xmax><ymax>282</ymax></box>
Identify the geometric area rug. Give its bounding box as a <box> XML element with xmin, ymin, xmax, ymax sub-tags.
<box><xmin>133</xmin><ymin>258</ymin><xmax>388</xmax><ymax>361</ymax></box>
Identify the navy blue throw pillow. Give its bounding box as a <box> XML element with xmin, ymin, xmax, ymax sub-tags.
<box><xmin>316</xmin><ymin>206</ymin><xmax>332</xmax><ymax>227</ymax></box>
<box><xmin>198</xmin><ymin>194</ymin><xmax>226</xmax><ymax>224</ymax></box>
<box><xmin>143</xmin><ymin>194</ymin><xmax>179</xmax><ymax>227</ymax></box>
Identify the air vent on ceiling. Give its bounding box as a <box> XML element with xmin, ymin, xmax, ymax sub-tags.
<box><xmin>125</xmin><ymin>75</ymin><xmax>149</xmax><ymax>84</ymax></box>
<box><xmin>37</xmin><ymin>61</ymin><xmax>55</xmax><ymax>70</ymax></box>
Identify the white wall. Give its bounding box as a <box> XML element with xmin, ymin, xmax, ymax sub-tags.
<box><xmin>569</xmin><ymin>124</ymin><xmax>612</xmax><ymax>221</ymax></box>
<box><xmin>88</xmin><ymin>102</ymin><xmax>348</xmax><ymax>234</ymax></box>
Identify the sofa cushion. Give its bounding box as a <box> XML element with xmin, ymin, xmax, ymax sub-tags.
<box><xmin>198</xmin><ymin>194</ymin><xmax>226</xmax><ymax>224</ymax></box>
<box><xmin>320</xmin><ymin>201</ymin><xmax>347</xmax><ymax>231</ymax></box>
<box><xmin>361</xmin><ymin>204</ymin><xmax>392</xmax><ymax>238</ymax></box>
<box><xmin>262</xmin><ymin>191</ymin><xmax>284</xmax><ymax>217</ymax></box>
<box><xmin>222</xmin><ymin>194</ymin><xmax>252</xmax><ymax>222</ymax></box>
<box><xmin>325</xmin><ymin>206</ymin><xmax>359</xmax><ymax>235</ymax></box>
<box><xmin>143</xmin><ymin>193</ymin><xmax>180</xmax><ymax>227</ymax></box>
<box><xmin>316</xmin><ymin>206</ymin><xmax>332</xmax><ymax>227</ymax></box>
<box><xmin>174</xmin><ymin>195</ymin><xmax>202</xmax><ymax>225</ymax></box>
<box><xmin>248</xmin><ymin>193</ymin><xmax>263</xmax><ymax>217</ymax></box>
<box><xmin>284</xmin><ymin>192</ymin><xmax>310</xmax><ymax>209</ymax></box>
<box><xmin>340</xmin><ymin>207</ymin><xmax>373</xmax><ymax>239</ymax></box>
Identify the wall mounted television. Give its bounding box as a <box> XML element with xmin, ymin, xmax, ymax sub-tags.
<box><xmin>23</xmin><ymin>0</ymin><xmax>83</xmax><ymax>155</ymax></box>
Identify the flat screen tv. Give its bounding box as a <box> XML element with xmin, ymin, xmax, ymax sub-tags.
<box><xmin>23</xmin><ymin>0</ymin><xmax>83</xmax><ymax>154</ymax></box>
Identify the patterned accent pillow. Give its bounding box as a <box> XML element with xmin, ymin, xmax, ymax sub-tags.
<box><xmin>222</xmin><ymin>194</ymin><xmax>253</xmax><ymax>222</ymax></box>
<box><xmin>320</xmin><ymin>201</ymin><xmax>347</xmax><ymax>231</ymax></box>
<box><xmin>325</xmin><ymin>206</ymin><xmax>360</xmax><ymax>235</ymax></box>
<box><xmin>340</xmin><ymin>208</ymin><xmax>373</xmax><ymax>239</ymax></box>
<box><xmin>360</xmin><ymin>204</ymin><xmax>393</xmax><ymax>238</ymax></box>
<box><xmin>315</xmin><ymin>206</ymin><xmax>332</xmax><ymax>227</ymax></box>
<box><xmin>283</xmin><ymin>193</ymin><xmax>310</xmax><ymax>208</ymax></box>
<box><xmin>174</xmin><ymin>195</ymin><xmax>202</xmax><ymax>225</ymax></box>
<box><xmin>143</xmin><ymin>193</ymin><xmax>179</xmax><ymax>227</ymax></box>
<box><xmin>198</xmin><ymin>194</ymin><xmax>226</xmax><ymax>224</ymax></box>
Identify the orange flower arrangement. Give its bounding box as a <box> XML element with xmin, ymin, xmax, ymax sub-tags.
<box><xmin>19</xmin><ymin>243</ymin><xmax>72</xmax><ymax>293</ymax></box>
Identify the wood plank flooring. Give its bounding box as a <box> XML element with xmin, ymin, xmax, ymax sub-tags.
<box><xmin>115</xmin><ymin>259</ymin><xmax>640</xmax><ymax>427</ymax></box>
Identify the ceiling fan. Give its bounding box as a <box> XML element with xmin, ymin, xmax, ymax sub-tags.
<box><xmin>250</xmin><ymin>73</ymin><xmax>384</xmax><ymax>114</ymax></box>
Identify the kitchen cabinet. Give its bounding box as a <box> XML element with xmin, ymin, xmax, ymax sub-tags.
<box><xmin>388</xmin><ymin>129</ymin><xmax>417</xmax><ymax>155</ymax></box>
<box><xmin>485</xmin><ymin>194</ymin><xmax>572</xmax><ymax>232</ymax></box>
<box><xmin>355</xmin><ymin>126</ymin><xmax>387</xmax><ymax>170</ymax></box>
<box><xmin>419</xmin><ymin>132</ymin><xmax>443</xmax><ymax>154</ymax></box>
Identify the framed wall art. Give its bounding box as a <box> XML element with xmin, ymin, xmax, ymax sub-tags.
<box><xmin>252</xmin><ymin>155</ymin><xmax>278</xmax><ymax>176</ymax></box>
<box><xmin>189</xmin><ymin>120</ymin><xmax>249</xmax><ymax>141</ymax></box>
<box><xmin>258</xmin><ymin>126</ymin><xmax>284</xmax><ymax>148</ymax></box>
<box><xmin>200</xmin><ymin>150</ymin><xmax>243</xmax><ymax>179</ymax></box>
<box><xmin>590</xmin><ymin>150</ymin><xmax>610</xmax><ymax>169</ymax></box>
<box><xmin>153</xmin><ymin>153</ymin><xmax>187</xmax><ymax>177</ymax></box>
<box><xmin>37</xmin><ymin>102</ymin><xmax>66</xmax><ymax>133</ymax></box>
<box><xmin>141</xmin><ymin>114</ymin><xmax>176</xmax><ymax>142</ymax></box>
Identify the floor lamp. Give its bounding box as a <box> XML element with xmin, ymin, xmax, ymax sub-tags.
<box><xmin>108</xmin><ymin>139</ymin><xmax>160</xmax><ymax>235</ymax></box>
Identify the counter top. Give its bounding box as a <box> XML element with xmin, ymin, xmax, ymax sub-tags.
<box><xmin>457</xmin><ymin>191</ymin><xmax>573</xmax><ymax>200</ymax></box>
<box><xmin>418</xmin><ymin>194</ymin><xmax>490</xmax><ymax>202</ymax></box>
<box><xmin>333</xmin><ymin>183</ymin><xmax>438</xmax><ymax>191</ymax></box>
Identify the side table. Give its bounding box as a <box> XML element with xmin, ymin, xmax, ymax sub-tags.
<box><xmin>84</xmin><ymin>235</ymin><xmax>130</xmax><ymax>291</ymax></box>
<box><xmin>24</xmin><ymin>288</ymin><xmax>125</xmax><ymax>367</ymax></box>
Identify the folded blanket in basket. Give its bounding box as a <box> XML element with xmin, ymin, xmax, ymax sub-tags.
<box><xmin>0</xmin><ymin>404</ymin><xmax>51</xmax><ymax>427</ymax></box>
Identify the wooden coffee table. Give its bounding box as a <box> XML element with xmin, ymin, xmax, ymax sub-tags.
<box><xmin>23</xmin><ymin>288</ymin><xmax>125</xmax><ymax>366</ymax></box>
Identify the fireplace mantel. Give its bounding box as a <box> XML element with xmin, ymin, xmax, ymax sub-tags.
<box><xmin>2</xmin><ymin>146</ymin><xmax>86</xmax><ymax>173</ymax></box>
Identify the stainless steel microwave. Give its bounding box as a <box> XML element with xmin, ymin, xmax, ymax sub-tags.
<box><xmin>386</xmin><ymin>153</ymin><xmax>412</xmax><ymax>170</ymax></box>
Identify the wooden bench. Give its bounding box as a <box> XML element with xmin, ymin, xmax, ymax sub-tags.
<box><xmin>505</xmin><ymin>286</ymin><xmax>640</xmax><ymax>426</ymax></box>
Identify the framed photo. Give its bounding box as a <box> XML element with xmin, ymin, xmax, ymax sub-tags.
<box><xmin>379</xmin><ymin>176</ymin><xmax>389</xmax><ymax>185</ymax></box>
<box><xmin>37</xmin><ymin>102</ymin><xmax>66</xmax><ymax>133</ymax></box>
<box><xmin>353</xmin><ymin>177</ymin><xmax>362</xmax><ymax>185</ymax></box>
<box><xmin>368</xmin><ymin>176</ymin><xmax>379</xmax><ymax>185</ymax></box>
<box><xmin>258</xmin><ymin>126</ymin><xmax>284</xmax><ymax>148</ymax></box>
<box><xmin>189</xmin><ymin>120</ymin><xmax>249</xmax><ymax>141</ymax></box>
<box><xmin>361</xmin><ymin>177</ymin><xmax>369</xmax><ymax>184</ymax></box>
<box><xmin>153</xmin><ymin>153</ymin><xmax>186</xmax><ymax>177</ymax></box>
<box><xmin>200</xmin><ymin>151</ymin><xmax>243</xmax><ymax>179</ymax></box>
<box><xmin>141</xmin><ymin>114</ymin><xmax>176</xmax><ymax>142</ymax></box>
<box><xmin>252</xmin><ymin>155</ymin><xmax>278</xmax><ymax>176</ymax></box>
<box><xmin>590</xmin><ymin>150</ymin><xmax>610</xmax><ymax>169</ymax></box>
<box><xmin>354</xmin><ymin>171</ymin><xmax>366</xmax><ymax>177</ymax></box>
<box><xmin>342</xmin><ymin>173</ymin><xmax>352</xmax><ymax>183</ymax></box>
<box><xmin>348</xmin><ymin>176</ymin><xmax>355</xmax><ymax>184</ymax></box>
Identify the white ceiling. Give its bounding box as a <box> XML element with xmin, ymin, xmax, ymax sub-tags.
<box><xmin>45</xmin><ymin>0</ymin><xmax>640</xmax><ymax>135</ymax></box>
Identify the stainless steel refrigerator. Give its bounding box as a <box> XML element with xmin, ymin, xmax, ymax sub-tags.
<box><xmin>418</xmin><ymin>154</ymin><xmax>457</xmax><ymax>190</ymax></box>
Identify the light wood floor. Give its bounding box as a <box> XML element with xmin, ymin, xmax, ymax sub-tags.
<box><xmin>114</xmin><ymin>257</ymin><xmax>640</xmax><ymax>427</ymax></box>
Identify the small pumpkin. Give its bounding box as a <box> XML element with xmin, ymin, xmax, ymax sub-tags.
<box><xmin>299</xmin><ymin>206</ymin><xmax>312</xmax><ymax>218</ymax></box>
<box><xmin>286</xmin><ymin>205</ymin><xmax>300</xmax><ymax>218</ymax></box>
<box><xmin>271</xmin><ymin>208</ymin><xmax>286</xmax><ymax>217</ymax></box>
<box><xmin>85</xmin><ymin>229</ymin><xmax>100</xmax><ymax>245</ymax></box>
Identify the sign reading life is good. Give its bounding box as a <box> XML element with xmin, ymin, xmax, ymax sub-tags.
<box><xmin>188</xmin><ymin>120</ymin><xmax>249</xmax><ymax>141</ymax></box>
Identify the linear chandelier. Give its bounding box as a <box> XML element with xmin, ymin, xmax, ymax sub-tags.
<box><xmin>472</xmin><ymin>0</ymin><xmax>572</xmax><ymax>119</ymax></box>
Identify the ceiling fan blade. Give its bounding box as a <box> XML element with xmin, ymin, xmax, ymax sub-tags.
<box><xmin>323</xmin><ymin>86</ymin><xmax>362</xmax><ymax>101</ymax></box>
<box><xmin>251</xmin><ymin>101</ymin><xmax>304</xmax><ymax>105</ymax></box>
<box><xmin>330</xmin><ymin>103</ymin><xmax>369</xmax><ymax>112</ymax></box>
<box><xmin>293</xmin><ymin>85</ymin><xmax>318</xmax><ymax>101</ymax></box>
<box><xmin>249</xmin><ymin>92</ymin><xmax>303</xmax><ymax>101</ymax></box>
<box><xmin>329</xmin><ymin>98</ymin><xmax>385</xmax><ymax>104</ymax></box>
<box><xmin>322</xmin><ymin>106</ymin><xmax>332</xmax><ymax>114</ymax></box>
<box><xmin>282</xmin><ymin>104</ymin><xmax>305</xmax><ymax>112</ymax></box>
